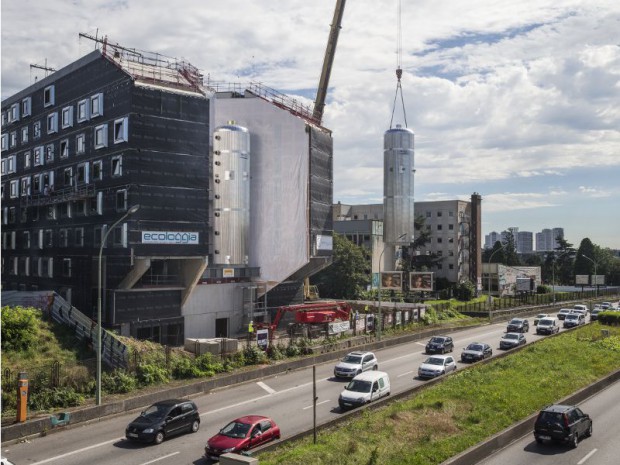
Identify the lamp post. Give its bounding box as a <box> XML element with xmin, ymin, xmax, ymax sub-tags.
<box><xmin>377</xmin><ymin>232</ymin><xmax>407</xmax><ymax>341</ymax></box>
<box><xmin>582</xmin><ymin>254</ymin><xmax>598</xmax><ymax>298</ymax></box>
<box><xmin>551</xmin><ymin>251</ymin><xmax>569</xmax><ymax>306</ymax></box>
<box><xmin>487</xmin><ymin>244</ymin><xmax>507</xmax><ymax>307</ymax></box>
<box><xmin>96</xmin><ymin>204</ymin><xmax>140</xmax><ymax>406</ymax></box>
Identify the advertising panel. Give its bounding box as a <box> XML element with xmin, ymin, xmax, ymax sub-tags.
<box><xmin>256</xmin><ymin>329</ymin><xmax>269</xmax><ymax>350</ymax></box>
<box><xmin>516</xmin><ymin>277</ymin><xmax>532</xmax><ymax>292</ymax></box>
<box><xmin>592</xmin><ymin>275</ymin><xmax>605</xmax><ymax>285</ymax></box>
<box><xmin>328</xmin><ymin>321</ymin><xmax>350</xmax><ymax>335</ymax></box>
<box><xmin>575</xmin><ymin>275</ymin><xmax>589</xmax><ymax>285</ymax></box>
<box><xmin>409</xmin><ymin>272</ymin><xmax>433</xmax><ymax>291</ymax></box>
<box><xmin>381</xmin><ymin>272</ymin><xmax>403</xmax><ymax>290</ymax></box>
<box><xmin>142</xmin><ymin>231</ymin><xmax>199</xmax><ymax>244</ymax></box>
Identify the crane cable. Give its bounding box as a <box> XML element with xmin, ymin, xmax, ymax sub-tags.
<box><xmin>389</xmin><ymin>0</ymin><xmax>408</xmax><ymax>129</ymax></box>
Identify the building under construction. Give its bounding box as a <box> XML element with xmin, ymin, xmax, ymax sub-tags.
<box><xmin>1</xmin><ymin>39</ymin><xmax>333</xmax><ymax>344</ymax></box>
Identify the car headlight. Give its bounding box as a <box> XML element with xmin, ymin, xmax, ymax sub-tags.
<box><xmin>222</xmin><ymin>447</ymin><xmax>236</xmax><ymax>453</ymax></box>
<box><xmin>143</xmin><ymin>428</ymin><xmax>154</xmax><ymax>433</ymax></box>
<box><xmin>357</xmin><ymin>397</ymin><xmax>365</xmax><ymax>403</ymax></box>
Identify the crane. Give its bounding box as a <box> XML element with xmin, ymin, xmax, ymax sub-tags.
<box><xmin>312</xmin><ymin>0</ymin><xmax>346</xmax><ymax>125</ymax></box>
<box><xmin>390</xmin><ymin>0</ymin><xmax>408</xmax><ymax>128</ymax></box>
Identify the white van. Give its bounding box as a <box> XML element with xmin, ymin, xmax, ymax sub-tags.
<box><xmin>536</xmin><ymin>317</ymin><xmax>559</xmax><ymax>335</ymax></box>
<box><xmin>573</xmin><ymin>304</ymin><xmax>589</xmax><ymax>315</ymax></box>
<box><xmin>338</xmin><ymin>370</ymin><xmax>390</xmax><ymax>410</ymax></box>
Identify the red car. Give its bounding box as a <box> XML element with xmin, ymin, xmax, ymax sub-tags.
<box><xmin>205</xmin><ymin>415</ymin><xmax>281</xmax><ymax>460</ymax></box>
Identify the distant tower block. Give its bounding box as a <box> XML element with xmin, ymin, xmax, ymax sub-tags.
<box><xmin>383</xmin><ymin>124</ymin><xmax>415</xmax><ymax>248</ymax></box>
<box><xmin>212</xmin><ymin>122</ymin><xmax>251</xmax><ymax>265</ymax></box>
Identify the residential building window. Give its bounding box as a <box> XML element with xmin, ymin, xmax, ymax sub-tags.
<box><xmin>92</xmin><ymin>160</ymin><xmax>102</xmax><ymax>180</ymax></box>
<box><xmin>1</xmin><ymin>134</ymin><xmax>7</xmax><ymax>151</ymax></box>
<box><xmin>436</xmin><ymin>263</ymin><xmax>443</xmax><ymax>270</ymax></box>
<box><xmin>9</xmin><ymin>131</ymin><xmax>17</xmax><ymax>148</ymax></box>
<box><xmin>448</xmin><ymin>237</ymin><xmax>454</xmax><ymax>243</ymax></box>
<box><xmin>11</xmin><ymin>257</ymin><xmax>18</xmax><ymax>275</ymax></box>
<box><xmin>449</xmin><ymin>264</ymin><xmax>454</xmax><ymax>270</ymax></box>
<box><xmin>94</xmin><ymin>225</ymin><xmax>103</xmax><ymax>247</ymax></box>
<box><xmin>437</xmin><ymin>225</ymin><xmax>443</xmax><ymax>231</ymax></box>
<box><xmin>6</xmin><ymin>155</ymin><xmax>16</xmax><ymax>173</ymax></box>
<box><xmin>60</xmin><ymin>202</ymin><xmax>72</xmax><ymax>218</ymax></box>
<box><xmin>42</xmin><ymin>171</ymin><xmax>54</xmax><ymax>191</ymax></box>
<box><xmin>112</xmin><ymin>155</ymin><xmax>122</xmax><ymax>176</ymax></box>
<box><xmin>10</xmin><ymin>231</ymin><xmax>17</xmax><ymax>249</ymax></box>
<box><xmin>77</xmin><ymin>99</ymin><xmax>89</xmax><ymax>122</ymax></box>
<box><xmin>1</xmin><ymin>111</ymin><xmax>6</xmax><ymax>128</ymax></box>
<box><xmin>76</xmin><ymin>133</ymin><xmax>86</xmax><ymax>154</ymax></box>
<box><xmin>23</xmin><ymin>231</ymin><xmax>30</xmax><ymax>249</ymax></box>
<box><xmin>23</xmin><ymin>257</ymin><xmax>31</xmax><ymax>276</ymax></box>
<box><xmin>23</xmin><ymin>151</ymin><xmax>31</xmax><ymax>169</ymax></box>
<box><xmin>90</xmin><ymin>192</ymin><xmax>103</xmax><ymax>215</ymax></box>
<box><xmin>8</xmin><ymin>207</ymin><xmax>17</xmax><ymax>224</ymax></box>
<box><xmin>10</xmin><ymin>103</ymin><xmax>20</xmax><ymax>122</ymax></box>
<box><xmin>45</xmin><ymin>144</ymin><xmax>54</xmax><ymax>163</ymax></box>
<box><xmin>437</xmin><ymin>211</ymin><xmax>443</xmax><ymax>217</ymax></box>
<box><xmin>59</xmin><ymin>229</ymin><xmax>69</xmax><ymax>248</ymax></box>
<box><xmin>20</xmin><ymin>207</ymin><xmax>28</xmax><ymax>223</ymax></box>
<box><xmin>60</xmin><ymin>139</ymin><xmax>69</xmax><ymax>158</ymax></box>
<box><xmin>113</xmin><ymin>224</ymin><xmax>127</xmax><ymax>247</ymax></box>
<box><xmin>34</xmin><ymin>257</ymin><xmax>42</xmax><ymax>277</ymax></box>
<box><xmin>44</xmin><ymin>229</ymin><xmax>53</xmax><ymax>247</ymax></box>
<box><xmin>47</xmin><ymin>112</ymin><xmax>58</xmax><ymax>134</ymax></box>
<box><xmin>426</xmin><ymin>211</ymin><xmax>431</xmax><ymax>218</ymax></box>
<box><xmin>44</xmin><ymin>85</ymin><xmax>55</xmax><ymax>107</ymax></box>
<box><xmin>448</xmin><ymin>250</ymin><xmax>454</xmax><ymax>256</ymax></box>
<box><xmin>47</xmin><ymin>257</ymin><xmax>54</xmax><ymax>278</ymax></box>
<box><xmin>76</xmin><ymin>162</ymin><xmax>89</xmax><ymax>184</ymax></box>
<box><xmin>114</xmin><ymin>117</ymin><xmax>128</xmax><ymax>143</ymax></box>
<box><xmin>448</xmin><ymin>224</ymin><xmax>454</xmax><ymax>230</ymax></box>
<box><xmin>47</xmin><ymin>205</ymin><xmax>57</xmax><ymax>220</ymax></box>
<box><xmin>61</xmin><ymin>106</ymin><xmax>74</xmax><ymax>128</ymax></box>
<box><xmin>33</xmin><ymin>121</ymin><xmax>41</xmax><ymax>139</ymax></box>
<box><xmin>33</xmin><ymin>147</ymin><xmax>43</xmax><ymax>166</ymax></box>
<box><xmin>20</xmin><ymin>177</ymin><xmax>31</xmax><ymax>197</ymax></box>
<box><xmin>33</xmin><ymin>175</ymin><xmax>41</xmax><ymax>194</ymax></box>
<box><xmin>94</xmin><ymin>124</ymin><xmax>108</xmax><ymax>149</ymax></box>
<box><xmin>75</xmin><ymin>227</ymin><xmax>84</xmax><ymax>247</ymax></box>
<box><xmin>90</xmin><ymin>93</ymin><xmax>103</xmax><ymax>117</ymax></box>
<box><xmin>449</xmin><ymin>211</ymin><xmax>454</xmax><ymax>217</ymax></box>
<box><xmin>64</xmin><ymin>167</ymin><xmax>73</xmax><ymax>187</ymax></box>
<box><xmin>74</xmin><ymin>199</ymin><xmax>87</xmax><ymax>216</ymax></box>
<box><xmin>437</xmin><ymin>237</ymin><xmax>443</xmax><ymax>243</ymax></box>
<box><xmin>63</xmin><ymin>258</ymin><xmax>72</xmax><ymax>277</ymax></box>
<box><xmin>21</xmin><ymin>97</ymin><xmax>31</xmax><ymax>117</ymax></box>
<box><xmin>21</xmin><ymin>126</ymin><xmax>29</xmax><ymax>144</ymax></box>
<box><xmin>9</xmin><ymin>180</ymin><xmax>19</xmax><ymax>199</ymax></box>
<box><xmin>116</xmin><ymin>189</ymin><xmax>127</xmax><ymax>211</ymax></box>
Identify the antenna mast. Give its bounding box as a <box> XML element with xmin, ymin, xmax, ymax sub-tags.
<box><xmin>389</xmin><ymin>0</ymin><xmax>408</xmax><ymax>128</ymax></box>
<box><xmin>30</xmin><ymin>60</ymin><xmax>56</xmax><ymax>79</ymax></box>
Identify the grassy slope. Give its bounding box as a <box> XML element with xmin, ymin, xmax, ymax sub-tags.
<box><xmin>258</xmin><ymin>324</ymin><xmax>620</xmax><ymax>465</ymax></box>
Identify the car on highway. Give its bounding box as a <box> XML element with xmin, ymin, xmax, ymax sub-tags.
<box><xmin>557</xmin><ymin>308</ymin><xmax>573</xmax><ymax>320</ymax></box>
<box><xmin>333</xmin><ymin>351</ymin><xmax>378</xmax><ymax>379</ymax></box>
<box><xmin>1</xmin><ymin>457</ymin><xmax>16</xmax><ymax>465</ymax></box>
<box><xmin>338</xmin><ymin>370</ymin><xmax>391</xmax><ymax>410</ymax></box>
<box><xmin>600</xmin><ymin>302</ymin><xmax>612</xmax><ymax>309</ymax></box>
<box><xmin>533</xmin><ymin>313</ymin><xmax>549</xmax><ymax>326</ymax></box>
<box><xmin>536</xmin><ymin>317</ymin><xmax>560</xmax><ymax>335</ymax></box>
<box><xmin>205</xmin><ymin>415</ymin><xmax>281</xmax><ymax>460</ymax></box>
<box><xmin>563</xmin><ymin>313</ymin><xmax>585</xmax><ymax>328</ymax></box>
<box><xmin>460</xmin><ymin>342</ymin><xmax>492</xmax><ymax>363</ymax></box>
<box><xmin>506</xmin><ymin>318</ymin><xmax>529</xmax><ymax>333</ymax></box>
<box><xmin>499</xmin><ymin>332</ymin><xmax>526</xmax><ymax>350</ymax></box>
<box><xmin>125</xmin><ymin>399</ymin><xmax>200</xmax><ymax>444</ymax></box>
<box><xmin>418</xmin><ymin>355</ymin><xmax>457</xmax><ymax>379</ymax></box>
<box><xmin>533</xmin><ymin>404</ymin><xmax>592</xmax><ymax>448</ymax></box>
<box><xmin>573</xmin><ymin>304</ymin><xmax>589</xmax><ymax>315</ymax></box>
<box><xmin>424</xmin><ymin>336</ymin><xmax>454</xmax><ymax>354</ymax></box>
<box><xmin>590</xmin><ymin>308</ymin><xmax>602</xmax><ymax>321</ymax></box>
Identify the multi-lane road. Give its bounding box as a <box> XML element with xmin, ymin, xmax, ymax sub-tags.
<box><xmin>2</xmin><ymin>309</ymin><xmax>618</xmax><ymax>465</ymax></box>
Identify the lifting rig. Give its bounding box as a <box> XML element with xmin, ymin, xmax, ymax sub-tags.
<box><xmin>390</xmin><ymin>0</ymin><xmax>408</xmax><ymax>129</ymax></box>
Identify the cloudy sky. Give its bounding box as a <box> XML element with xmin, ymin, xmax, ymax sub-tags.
<box><xmin>2</xmin><ymin>0</ymin><xmax>619</xmax><ymax>249</ymax></box>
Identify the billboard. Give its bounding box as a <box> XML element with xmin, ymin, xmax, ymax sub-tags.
<box><xmin>409</xmin><ymin>272</ymin><xmax>434</xmax><ymax>291</ymax></box>
<box><xmin>380</xmin><ymin>272</ymin><xmax>403</xmax><ymax>290</ymax></box>
<box><xmin>592</xmin><ymin>275</ymin><xmax>605</xmax><ymax>285</ymax></box>
<box><xmin>575</xmin><ymin>275</ymin><xmax>589</xmax><ymax>285</ymax></box>
<box><xmin>516</xmin><ymin>277</ymin><xmax>533</xmax><ymax>292</ymax></box>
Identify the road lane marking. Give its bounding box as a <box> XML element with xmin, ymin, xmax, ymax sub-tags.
<box><xmin>257</xmin><ymin>381</ymin><xmax>277</xmax><ymax>394</ymax></box>
<box><xmin>29</xmin><ymin>437</ymin><xmax>123</xmax><ymax>465</ymax></box>
<box><xmin>577</xmin><ymin>448</ymin><xmax>597</xmax><ymax>465</ymax></box>
<box><xmin>415</xmin><ymin>342</ymin><xmax>425</xmax><ymax>346</ymax></box>
<box><xmin>302</xmin><ymin>400</ymin><xmax>330</xmax><ymax>410</ymax></box>
<box><xmin>397</xmin><ymin>370</ymin><xmax>415</xmax><ymax>378</ymax></box>
<box><xmin>140</xmin><ymin>452</ymin><xmax>180</xmax><ymax>465</ymax></box>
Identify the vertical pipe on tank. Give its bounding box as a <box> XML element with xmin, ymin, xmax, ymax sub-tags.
<box><xmin>383</xmin><ymin>124</ymin><xmax>415</xmax><ymax>270</ymax></box>
<box><xmin>212</xmin><ymin>122</ymin><xmax>251</xmax><ymax>265</ymax></box>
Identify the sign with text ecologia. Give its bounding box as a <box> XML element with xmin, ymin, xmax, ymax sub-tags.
<box><xmin>142</xmin><ymin>231</ymin><xmax>199</xmax><ymax>245</ymax></box>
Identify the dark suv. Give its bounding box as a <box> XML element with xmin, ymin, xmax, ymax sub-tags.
<box><xmin>533</xmin><ymin>404</ymin><xmax>592</xmax><ymax>448</ymax></box>
<box><xmin>425</xmin><ymin>336</ymin><xmax>454</xmax><ymax>354</ymax></box>
<box><xmin>506</xmin><ymin>318</ymin><xmax>529</xmax><ymax>333</ymax></box>
<box><xmin>126</xmin><ymin>399</ymin><xmax>200</xmax><ymax>444</ymax></box>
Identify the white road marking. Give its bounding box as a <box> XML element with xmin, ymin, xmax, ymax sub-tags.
<box><xmin>302</xmin><ymin>400</ymin><xmax>331</xmax><ymax>410</ymax></box>
<box><xmin>257</xmin><ymin>381</ymin><xmax>277</xmax><ymax>394</ymax></box>
<box><xmin>28</xmin><ymin>437</ymin><xmax>123</xmax><ymax>465</ymax></box>
<box><xmin>140</xmin><ymin>452</ymin><xmax>180</xmax><ymax>465</ymax></box>
<box><xmin>577</xmin><ymin>448</ymin><xmax>597</xmax><ymax>465</ymax></box>
<box><xmin>397</xmin><ymin>370</ymin><xmax>415</xmax><ymax>378</ymax></box>
<box><xmin>415</xmin><ymin>342</ymin><xmax>425</xmax><ymax>346</ymax></box>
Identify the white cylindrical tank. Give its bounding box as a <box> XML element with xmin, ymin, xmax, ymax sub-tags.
<box><xmin>383</xmin><ymin>124</ymin><xmax>415</xmax><ymax>246</ymax></box>
<box><xmin>212</xmin><ymin>122</ymin><xmax>250</xmax><ymax>265</ymax></box>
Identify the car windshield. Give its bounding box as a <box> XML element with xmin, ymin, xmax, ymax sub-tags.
<box><xmin>566</xmin><ymin>314</ymin><xmax>578</xmax><ymax>320</ymax></box>
<box><xmin>424</xmin><ymin>357</ymin><xmax>445</xmax><ymax>365</ymax></box>
<box><xmin>342</xmin><ymin>354</ymin><xmax>362</xmax><ymax>364</ymax></box>
<box><xmin>509</xmin><ymin>319</ymin><xmax>521</xmax><ymax>324</ymax></box>
<box><xmin>345</xmin><ymin>379</ymin><xmax>372</xmax><ymax>393</ymax></box>
<box><xmin>504</xmin><ymin>334</ymin><xmax>519</xmax><ymax>340</ymax></box>
<box><xmin>141</xmin><ymin>404</ymin><xmax>169</xmax><ymax>419</ymax></box>
<box><xmin>220</xmin><ymin>421</ymin><xmax>252</xmax><ymax>439</ymax></box>
<box><xmin>430</xmin><ymin>337</ymin><xmax>445</xmax><ymax>344</ymax></box>
<box><xmin>560</xmin><ymin>309</ymin><xmax>570</xmax><ymax>313</ymax></box>
<box><xmin>539</xmin><ymin>319</ymin><xmax>553</xmax><ymax>325</ymax></box>
<box><xmin>536</xmin><ymin>314</ymin><xmax>546</xmax><ymax>318</ymax></box>
<box><xmin>466</xmin><ymin>344</ymin><xmax>483</xmax><ymax>351</ymax></box>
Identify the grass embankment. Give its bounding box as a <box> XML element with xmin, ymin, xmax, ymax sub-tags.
<box><xmin>257</xmin><ymin>324</ymin><xmax>620</xmax><ymax>465</ymax></box>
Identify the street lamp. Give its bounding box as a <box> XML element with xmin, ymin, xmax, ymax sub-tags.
<box><xmin>582</xmin><ymin>254</ymin><xmax>598</xmax><ymax>298</ymax></box>
<box><xmin>96</xmin><ymin>204</ymin><xmax>140</xmax><ymax>405</ymax></box>
<box><xmin>551</xmin><ymin>251</ymin><xmax>570</xmax><ymax>306</ymax></box>
<box><xmin>487</xmin><ymin>244</ymin><xmax>507</xmax><ymax>307</ymax></box>
<box><xmin>377</xmin><ymin>232</ymin><xmax>407</xmax><ymax>341</ymax></box>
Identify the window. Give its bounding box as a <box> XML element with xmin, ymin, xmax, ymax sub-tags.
<box><xmin>9</xmin><ymin>131</ymin><xmax>17</xmax><ymax>148</ymax></box>
<box><xmin>59</xmin><ymin>229</ymin><xmax>69</xmax><ymax>248</ymax></box>
<box><xmin>94</xmin><ymin>124</ymin><xmax>108</xmax><ymax>148</ymax></box>
<box><xmin>47</xmin><ymin>112</ymin><xmax>58</xmax><ymax>134</ymax></box>
<box><xmin>114</xmin><ymin>117</ymin><xmax>128</xmax><ymax>143</ymax></box>
<box><xmin>76</xmin><ymin>133</ymin><xmax>85</xmax><ymax>154</ymax></box>
<box><xmin>20</xmin><ymin>177</ymin><xmax>31</xmax><ymax>197</ymax></box>
<box><xmin>47</xmin><ymin>205</ymin><xmax>57</xmax><ymax>220</ymax></box>
<box><xmin>74</xmin><ymin>199</ymin><xmax>87</xmax><ymax>216</ymax></box>
<box><xmin>22</xmin><ymin>257</ymin><xmax>31</xmax><ymax>276</ymax></box>
<box><xmin>113</xmin><ymin>223</ymin><xmax>127</xmax><ymax>247</ymax></box>
<box><xmin>448</xmin><ymin>250</ymin><xmax>454</xmax><ymax>256</ymax></box>
<box><xmin>94</xmin><ymin>226</ymin><xmax>103</xmax><ymax>247</ymax></box>
<box><xmin>33</xmin><ymin>175</ymin><xmax>41</xmax><ymax>194</ymax></box>
<box><xmin>21</xmin><ymin>126</ymin><xmax>29</xmax><ymax>144</ymax></box>
<box><xmin>33</xmin><ymin>121</ymin><xmax>41</xmax><ymax>139</ymax></box>
<box><xmin>449</xmin><ymin>211</ymin><xmax>454</xmax><ymax>217</ymax></box>
<box><xmin>0</xmin><ymin>133</ymin><xmax>7</xmax><ymax>152</ymax></box>
<box><xmin>75</xmin><ymin>227</ymin><xmax>84</xmax><ymax>247</ymax></box>
<box><xmin>60</xmin><ymin>139</ymin><xmax>69</xmax><ymax>158</ymax></box>
<box><xmin>448</xmin><ymin>224</ymin><xmax>454</xmax><ymax>230</ymax></box>
<box><xmin>61</xmin><ymin>106</ymin><xmax>74</xmax><ymax>128</ymax></box>
<box><xmin>60</xmin><ymin>202</ymin><xmax>72</xmax><ymax>218</ymax></box>
<box><xmin>9</xmin><ymin>231</ymin><xmax>16</xmax><ymax>249</ymax></box>
<box><xmin>45</xmin><ymin>144</ymin><xmax>54</xmax><ymax>163</ymax></box>
<box><xmin>90</xmin><ymin>93</ymin><xmax>103</xmax><ymax>117</ymax></box>
<box><xmin>437</xmin><ymin>237</ymin><xmax>443</xmax><ymax>243</ymax></box>
<box><xmin>77</xmin><ymin>99</ymin><xmax>89</xmax><ymax>122</ymax></box>
<box><xmin>112</xmin><ymin>155</ymin><xmax>122</xmax><ymax>176</ymax></box>
<box><xmin>1</xmin><ymin>112</ymin><xmax>6</xmax><ymax>128</ymax></box>
<box><xmin>437</xmin><ymin>211</ymin><xmax>443</xmax><ymax>217</ymax></box>
<box><xmin>10</xmin><ymin>180</ymin><xmax>19</xmax><ymax>198</ymax></box>
<box><xmin>10</xmin><ymin>103</ymin><xmax>20</xmax><ymax>122</ymax></box>
<box><xmin>42</xmin><ymin>171</ymin><xmax>54</xmax><ymax>191</ymax></box>
<box><xmin>437</xmin><ymin>225</ymin><xmax>443</xmax><ymax>231</ymax></box>
<box><xmin>90</xmin><ymin>192</ymin><xmax>103</xmax><ymax>215</ymax></box>
<box><xmin>42</xmin><ymin>229</ymin><xmax>52</xmax><ymax>248</ymax></box>
<box><xmin>116</xmin><ymin>189</ymin><xmax>127</xmax><ymax>211</ymax></box>
<box><xmin>63</xmin><ymin>167</ymin><xmax>73</xmax><ymax>187</ymax></box>
<box><xmin>8</xmin><ymin>207</ymin><xmax>17</xmax><ymax>223</ymax></box>
<box><xmin>63</xmin><ymin>258</ymin><xmax>72</xmax><ymax>277</ymax></box>
<box><xmin>20</xmin><ymin>207</ymin><xmax>28</xmax><ymax>223</ymax></box>
<box><xmin>44</xmin><ymin>85</ymin><xmax>55</xmax><ymax>107</ymax></box>
<box><xmin>22</xmin><ymin>97</ymin><xmax>31</xmax><ymax>117</ymax></box>
<box><xmin>33</xmin><ymin>146</ymin><xmax>44</xmax><ymax>166</ymax></box>
<box><xmin>46</xmin><ymin>257</ymin><xmax>54</xmax><ymax>278</ymax></box>
<box><xmin>426</xmin><ymin>211</ymin><xmax>431</xmax><ymax>218</ymax></box>
<box><xmin>92</xmin><ymin>160</ymin><xmax>102</xmax><ymax>180</ymax></box>
<box><xmin>448</xmin><ymin>237</ymin><xmax>454</xmax><ymax>243</ymax></box>
<box><xmin>23</xmin><ymin>231</ymin><xmax>30</xmax><ymax>249</ymax></box>
<box><xmin>6</xmin><ymin>155</ymin><xmax>16</xmax><ymax>173</ymax></box>
<box><xmin>11</xmin><ymin>257</ymin><xmax>18</xmax><ymax>275</ymax></box>
<box><xmin>76</xmin><ymin>162</ymin><xmax>89</xmax><ymax>184</ymax></box>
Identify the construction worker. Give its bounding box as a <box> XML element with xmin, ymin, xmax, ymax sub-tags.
<box><xmin>248</xmin><ymin>320</ymin><xmax>254</xmax><ymax>334</ymax></box>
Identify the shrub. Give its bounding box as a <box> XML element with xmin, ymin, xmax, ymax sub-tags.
<box><xmin>243</xmin><ymin>345</ymin><xmax>268</xmax><ymax>365</ymax></box>
<box><xmin>28</xmin><ymin>387</ymin><xmax>84</xmax><ymax>411</ymax></box>
<box><xmin>102</xmin><ymin>370</ymin><xmax>137</xmax><ymax>393</ymax></box>
<box><xmin>598</xmin><ymin>311</ymin><xmax>620</xmax><ymax>326</ymax></box>
<box><xmin>537</xmin><ymin>285</ymin><xmax>551</xmax><ymax>294</ymax></box>
<box><xmin>454</xmin><ymin>281</ymin><xmax>475</xmax><ymax>301</ymax></box>
<box><xmin>136</xmin><ymin>363</ymin><xmax>170</xmax><ymax>386</ymax></box>
<box><xmin>1</xmin><ymin>306</ymin><xmax>41</xmax><ymax>351</ymax></box>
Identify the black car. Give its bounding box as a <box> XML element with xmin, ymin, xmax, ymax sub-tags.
<box><xmin>126</xmin><ymin>399</ymin><xmax>200</xmax><ymax>444</ymax></box>
<box><xmin>506</xmin><ymin>318</ymin><xmax>529</xmax><ymax>333</ymax></box>
<box><xmin>534</xmin><ymin>404</ymin><xmax>592</xmax><ymax>448</ymax></box>
<box><xmin>460</xmin><ymin>342</ymin><xmax>492</xmax><ymax>363</ymax></box>
<box><xmin>425</xmin><ymin>336</ymin><xmax>454</xmax><ymax>354</ymax></box>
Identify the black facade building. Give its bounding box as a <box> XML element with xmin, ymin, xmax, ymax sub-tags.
<box><xmin>2</xmin><ymin>49</ymin><xmax>210</xmax><ymax>344</ymax></box>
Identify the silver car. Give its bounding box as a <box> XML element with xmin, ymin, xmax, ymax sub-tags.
<box><xmin>333</xmin><ymin>351</ymin><xmax>378</xmax><ymax>379</ymax></box>
<box><xmin>418</xmin><ymin>355</ymin><xmax>457</xmax><ymax>379</ymax></box>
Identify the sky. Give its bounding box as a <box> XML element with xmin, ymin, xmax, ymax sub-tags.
<box><xmin>2</xmin><ymin>0</ymin><xmax>619</xmax><ymax>250</ymax></box>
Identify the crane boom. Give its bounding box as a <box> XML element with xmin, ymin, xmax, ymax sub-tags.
<box><xmin>312</xmin><ymin>0</ymin><xmax>346</xmax><ymax>125</ymax></box>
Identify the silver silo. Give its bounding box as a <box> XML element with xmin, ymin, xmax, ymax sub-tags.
<box><xmin>383</xmin><ymin>124</ymin><xmax>415</xmax><ymax>250</ymax></box>
<box><xmin>212</xmin><ymin>122</ymin><xmax>250</xmax><ymax>265</ymax></box>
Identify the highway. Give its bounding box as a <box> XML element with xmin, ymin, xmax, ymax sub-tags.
<box><xmin>0</xmin><ymin>311</ymin><xmax>613</xmax><ymax>465</ymax></box>
<box><xmin>479</xmin><ymin>381</ymin><xmax>620</xmax><ymax>465</ymax></box>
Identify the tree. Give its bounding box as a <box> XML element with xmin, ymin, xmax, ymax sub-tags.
<box><xmin>574</xmin><ymin>238</ymin><xmax>597</xmax><ymax>277</ymax></box>
<box><xmin>502</xmin><ymin>233</ymin><xmax>520</xmax><ymax>266</ymax></box>
<box><xmin>553</xmin><ymin>238</ymin><xmax>576</xmax><ymax>285</ymax></box>
<box><xmin>402</xmin><ymin>214</ymin><xmax>442</xmax><ymax>292</ymax></box>
<box><xmin>485</xmin><ymin>241</ymin><xmax>506</xmax><ymax>264</ymax></box>
<box><xmin>312</xmin><ymin>233</ymin><xmax>370</xmax><ymax>299</ymax></box>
